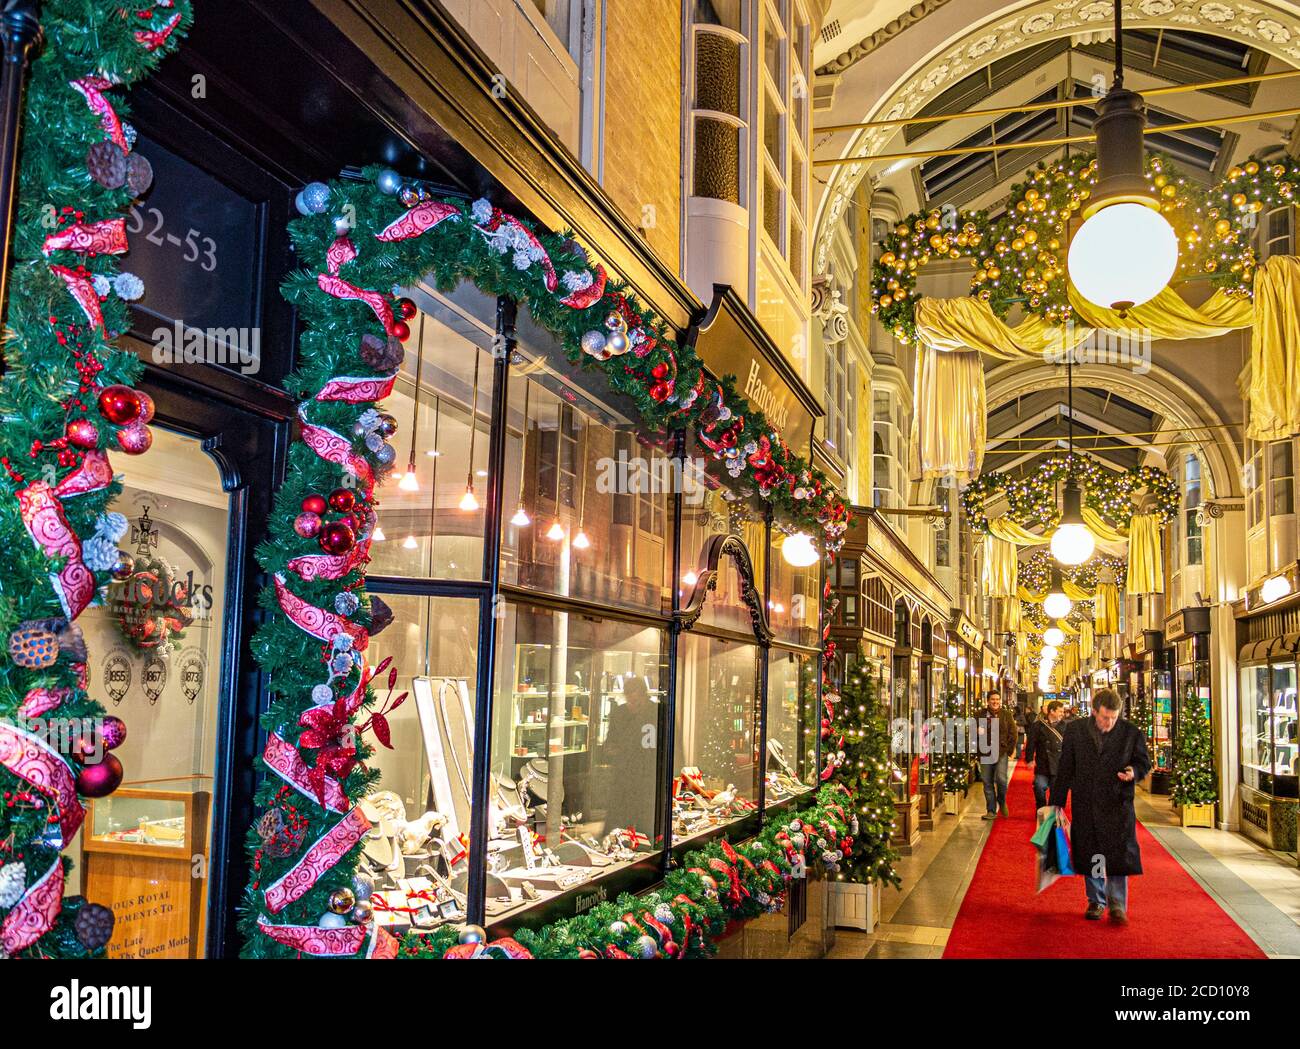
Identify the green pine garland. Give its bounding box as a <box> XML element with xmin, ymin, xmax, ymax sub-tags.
<box><xmin>0</xmin><ymin>0</ymin><xmax>191</xmax><ymax>958</ymax></box>
<box><xmin>1171</xmin><ymin>695</ymin><xmax>1217</xmax><ymax>807</ymax></box>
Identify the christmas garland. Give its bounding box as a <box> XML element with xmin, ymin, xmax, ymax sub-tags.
<box><xmin>240</xmin><ymin>164</ymin><xmax>852</xmax><ymax>959</ymax></box>
<box><xmin>961</xmin><ymin>453</ymin><xmax>1177</xmax><ymax>537</ymax></box>
<box><xmin>1016</xmin><ymin>548</ymin><xmax>1126</xmax><ymax>596</ymax></box>
<box><xmin>0</xmin><ymin>1</ymin><xmax>190</xmax><ymax>958</ymax></box>
<box><xmin>871</xmin><ymin>151</ymin><xmax>1297</xmax><ymax>344</ymax></box>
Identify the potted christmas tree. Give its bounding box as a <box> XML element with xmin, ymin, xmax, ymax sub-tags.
<box><xmin>1171</xmin><ymin>694</ymin><xmax>1217</xmax><ymax>828</ymax></box>
<box><xmin>827</xmin><ymin>654</ymin><xmax>902</xmax><ymax>931</ymax></box>
<box><xmin>940</xmin><ymin>688</ymin><xmax>967</xmax><ymax>814</ymax></box>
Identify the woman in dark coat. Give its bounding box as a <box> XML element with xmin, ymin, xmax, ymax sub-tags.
<box><xmin>1049</xmin><ymin>687</ymin><xmax>1150</xmax><ymax>924</ymax></box>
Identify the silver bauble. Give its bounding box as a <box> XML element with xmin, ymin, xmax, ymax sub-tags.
<box><xmin>580</xmin><ymin>330</ymin><xmax>607</xmax><ymax>358</ymax></box>
<box><xmin>376</xmin><ymin>168</ymin><xmax>403</xmax><ymax>195</ymax></box>
<box><xmin>458</xmin><ymin>923</ymin><xmax>487</xmax><ymax>945</ymax></box>
<box><xmin>374</xmin><ymin>443</ymin><xmax>397</xmax><ymax>467</ymax></box>
<box><xmin>605</xmin><ymin>331</ymin><xmax>630</xmax><ymax>356</ymax></box>
<box><xmin>318</xmin><ymin>912</ymin><xmax>347</xmax><ymax>929</ymax></box>
<box><xmin>633</xmin><ymin>935</ymin><xmax>658</xmax><ymax>959</ymax></box>
<box><xmin>110</xmin><ymin>552</ymin><xmax>135</xmax><ymax>581</ymax></box>
<box><xmin>608</xmin><ymin>920</ymin><xmax>628</xmax><ymax>937</ymax></box>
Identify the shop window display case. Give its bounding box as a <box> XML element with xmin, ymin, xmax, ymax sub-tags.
<box><xmin>765</xmin><ymin>649</ymin><xmax>817</xmax><ymax>806</ymax></box>
<box><xmin>1237</xmin><ymin>655</ymin><xmax>1298</xmax><ymax>852</ymax></box>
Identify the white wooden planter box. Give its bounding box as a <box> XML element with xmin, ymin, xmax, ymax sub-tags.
<box><xmin>944</xmin><ymin>791</ymin><xmax>962</xmax><ymax>815</ymax></box>
<box><xmin>829</xmin><ymin>880</ymin><xmax>879</xmax><ymax>932</ymax></box>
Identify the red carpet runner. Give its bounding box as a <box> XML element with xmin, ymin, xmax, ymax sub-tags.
<box><xmin>943</xmin><ymin>758</ymin><xmax>1265</xmax><ymax>958</ymax></box>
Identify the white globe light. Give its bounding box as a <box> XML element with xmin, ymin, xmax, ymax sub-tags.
<box><xmin>1043</xmin><ymin>626</ymin><xmax>1065</xmax><ymax>647</ymax></box>
<box><xmin>1261</xmin><ymin>574</ymin><xmax>1292</xmax><ymax>604</ymax></box>
<box><xmin>1043</xmin><ymin>590</ymin><xmax>1073</xmax><ymax>619</ymax></box>
<box><xmin>781</xmin><ymin>531</ymin><xmax>820</xmax><ymax>567</ymax></box>
<box><xmin>1041</xmin><ymin>645</ymin><xmax>1058</xmax><ymax>660</ymax></box>
<box><xmin>1067</xmin><ymin>202</ymin><xmax>1178</xmax><ymax>311</ymax></box>
<box><xmin>1050</xmin><ymin>522</ymin><xmax>1095</xmax><ymax>566</ymax></box>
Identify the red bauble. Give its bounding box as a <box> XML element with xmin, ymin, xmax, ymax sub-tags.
<box><xmin>318</xmin><ymin>521</ymin><xmax>356</xmax><ymax>555</ymax></box>
<box><xmin>396</xmin><ymin>297</ymin><xmax>417</xmax><ymax>320</ymax></box>
<box><xmin>649</xmin><ymin>381</ymin><xmax>670</xmax><ymax>402</ymax></box>
<box><xmin>301</xmin><ymin>494</ymin><xmax>327</xmax><ymax>516</ymax></box>
<box><xmin>651</xmin><ymin>362</ymin><xmax>669</xmax><ymax>380</ymax></box>
<box><xmin>116</xmin><ymin>422</ymin><xmax>153</xmax><ymax>455</ymax></box>
<box><xmin>97</xmin><ymin>385</ymin><xmax>141</xmax><ymax>425</ymax></box>
<box><xmin>338</xmin><ymin>512</ymin><xmax>363</xmax><ymax>533</ymax></box>
<box><xmin>390</xmin><ymin>319</ymin><xmax>411</xmax><ymax>342</ymax></box>
<box><xmin>294</xmin><ymin>511</ymin><xmax>322</xmax><ymax>538</ymax></box>
<box><xmin>65</xmin><ymin>418</ymin><xmax>99</xmax><ymax>449</ymax></box>
<box><xmin>328</xmin><ymin>488</ymin><xmax>356</xmax><ymax>513</ymax></box>
<box><xmin>136</xmin><ymin>391</ymin><xmax>156</xmax><ymax>425</ymax></box>
<box><xmin>77</xmin><ymin>753</ymin><xmax>124</xmax><ymax>799</ymax></box>
<box><xmin>101</xmin><ymin>715</ymin><xmax>127</xmax><ymax>751</ymax></box>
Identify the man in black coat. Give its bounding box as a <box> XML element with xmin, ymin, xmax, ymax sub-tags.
<box><xmin>1050</xmin><ymin>687</ymin><xmax>1150</xmax><ymax>924</ymax></box>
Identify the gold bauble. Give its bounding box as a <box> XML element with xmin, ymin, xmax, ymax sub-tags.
<box><xmin>1154</xmin><ymin>174</ymin><xmax>1167</xmax><ymax>188</ymax></box>
<box><xmin>895</xmin><ymin>287</ymin><xmax>907</xmax><ymax>299</ymax></box>
<box><xmin>1244</xmin><ymin>161</ymin><xmax>1259</xmax><ymax>176</ymax></box>
<box><xmin>1249</xmin><ymin>200</ymin><xmax>1263</xmax><ymax>213</ymax></box>
<box><xmin>1231</xmin><ymin>192</ymin><xmax>1248</xmax><ymax>208</ymax></box>
<box><xmin>880</xmin><ymin>251</ymin><xmax>895</xmax><ymax>266</ymax></box>
<box><xmin>1213</xmin><ymin>218</ymin><xmax>1231</xmax><ymax>237</ymax></box>
<box><xmin>1228</xmin><ymin>166</ymin><xmax>1244</xmax><ymax>181</ymax></box>
<box><xmin>1161</xmin><ymin>184</ymin><xmax>1177</xmax><ymax>199</ymax></box>
<box><xmin>1012</xmin><ymin>237</ymin><xmax>1025</xmax><ymax>251</ymax></box>
<box><xmin>1024</xmin><ymin>229</ymin><xmax>1038</xmax><ymax>244</ymax></box>
<box><xmin>879</xmin><ymin>294</ymin><xmax>893</xmax><ymax>308</ymax></box>
<box><xmin>925</xmin><ymin>214</ymin><xmax>940</xmax><ymax>230</ymax></box>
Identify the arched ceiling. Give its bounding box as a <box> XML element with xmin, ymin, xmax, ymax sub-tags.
<box><xmin>811</xmin><ymin>0</ymin><xmax>1300</xmax><ymax>276</ymax></box>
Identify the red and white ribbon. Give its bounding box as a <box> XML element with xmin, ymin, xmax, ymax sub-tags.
<box><xmin>0</xmin><ymin>859</ymin><xmax>65</xmax><ymax>956</ymax></box>
<box><xmin>559</xmin><ymin>264</ymin><xmax>607</xmax><ymax>309</ymax></box>
<box><xmin>326</xmin><ymin>235</ymin><xmax>357</xmax><ymax>276</ymax></box>
<box><xmin>135</xmin><ymin>11</ymin><xmax>183</xmax><ymax>52</ymax></box>
<box><xmin>366</xmin><ymin>924</ymin><xmax>400</xmax><ymax>959</ymax></box>
<box><xmin>70</xmin><ymin>76</ymin><xmax>128</xmax><ymax>152</ymax></box>
<box><xmin>285</xmin><ymin>543</ymin><xmax>367</xmax><ymax>583</ymax></box>
<box><xmin>18</xmin><ymin>686</ymin><xmax>72</xmax><ymax>719</ymax></box>
<box><xmin>273</xmin><ymin>573</ymin><xmax>370</xmax><ymax>651</ymax></box>
<box><xmin>262</xmin><ymin>732</ymin><xmax>349</xmax><ymax>814</ymax></box>
<box><xmin>376</xmin><ymin>200</ymin><xmax>460</xmax><ymax>242</ymax></box>
<box><xmin>314</xmin><ymin>373</ymin><xmax>397</xmax><ymax>404</ymax></box>
<box><xmin>263</xmin><ymin>806</ymin><xmax>371</xmax><ymax>913</ymax></box>
<box><xmin>297</xmin><ymin>412</ymin><xmax>374</xmax><ymax>493</ymax></box>
<box><xmin>48</xmin><ymin>264</ymin><xmax>106</xmax><ymax>332</ymax></box>
<box><xmin>316</xmin><ymin>273</ymin><xmax>396</xmax><ymax>336</ymax></box>
<box><xmin>0</xmin><ymin>722</ymin><xmax>83</xmax><ymax>848</ymax></box>
<box><xmin>42</xmin><ymin>218</ymin><xmax>128</xmax><ymax>257</ymax></box>
<box><xmin>256</xmin><ymin>915</ymin><xmax>369</xmax><ymax>957</ymax></box>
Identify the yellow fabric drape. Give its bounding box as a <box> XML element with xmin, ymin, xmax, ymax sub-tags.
<box><xmin>910</xmin><ymin>345</ymin><xmax>986</xmax><ymax>480</ymax></box>
<box><xmin>1081</xmin><ymin>506</ymin><xmax>1127</xmax><ymax>544</ymax></box>
<box><xmin>1126</xmin><ymin>514</ymin><xmax>1164</xmax><ymax>594</ymax></box>
<box><xmin>982</xmin><ymin>536</ymin><xmax>1018</xmax><ymax>597</ymax></box>
<box><xmin>1068</xmin><ymin>284</ymin><xmax>1252</xmax><ymax>341</ymax></box>
<box><xmin>1080</xmin><ymin>620</ymin><xmax>1095</xmax><ymax>662</ymax></box>
<box><xmin>1247</xmin><ymin>256</ymin><xmax>1300</xmax><ymax>441</ymax></box>
<box><xmin>1094</xmin><ymin>581</ymin><xmax>1120</xmax><ymax>634</ymax></box>
<box><xmin>988</xmin><ymin>518</ymin><xmax>1048</xmax><ymax>546</ymax></box>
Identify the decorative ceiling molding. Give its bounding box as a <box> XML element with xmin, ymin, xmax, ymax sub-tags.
<box><xmin>816</xmin><ymin>0</ymin><xmax>956</xmax><ymax>75</ymax></box>
<box><xmin>812</xmin><ymin>0</ymin><xmax>1300</xmax><ymax>277</ymax></box>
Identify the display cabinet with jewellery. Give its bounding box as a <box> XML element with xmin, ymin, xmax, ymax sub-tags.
<box><xmin>765</xmin><ymin>648</ymin><xmax>818</xmax><ymax>806</ymax></box>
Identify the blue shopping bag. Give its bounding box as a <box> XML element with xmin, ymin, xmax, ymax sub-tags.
<box><xmin>1052</xmin><ymin>825</ymin><xmax>1075</xmax><ymax>876</ymax></box>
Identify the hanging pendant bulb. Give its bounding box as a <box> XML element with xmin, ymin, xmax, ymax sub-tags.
<box><xmin>546</xmin><ymin>519</ymin><xmax>565</xmax><ymax>541</ymax></box>
<box><xmin>402</xmin><ymin>534</ymin><xmax>418</xmax><ymax>550</ymax></box>
<box><xmin>1044</xmin><ymin>625</ymin><xmax>1066</xmax><ymax>647</ymax></box>
<box><xmin>398</xmin><ymin>459</ymin><xmax>420</xmax><ymax>492</ymax></box>
<box><xmin>1051</xmin><ymin>482</ymin><xmax>1094</xmax><ymax>565</ymax></box>
<box><xmin>1041</xmin><ymin>644</ymin><xmax>1059</xmax><ymax>661</ymax></box>
<box><xmin>1066</xmin><ymin>1</ymin><xmax>1178</xmax><ymax>312</ymax></box>
<box><xmin>572</xmin><ymin>529</ymin><xmax>590</xmax><ymax>550</ymax></box>
<box><xmin>372</xmin><ymin>525</ymin><xmax>387</xmax><ymax>542</ymax></box>
<box><xmin>510</xmin><ymin>506</ymin><xmax>531</xmax><ymax>527</ymax></box>
<box><xmin>781</xmin><ymin>531</ymin><xmax>820</xmax><ymax>567</ymax></box>
<box><xmin>682</xmin><ymin>570</ymin><xmax>699</xmax><ymax>586</ymax></box>
<box><xmin>1043</xmin><ymin>563</ymin><xmax>1073</xmax><ymax>620</ymax></box>
<box><xmin>459</xmin><ymin>483</ymin><xmax>479</xmax><ymax>512</ymax></box>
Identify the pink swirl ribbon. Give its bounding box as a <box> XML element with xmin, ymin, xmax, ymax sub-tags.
<box><xmin>285</xmin><ymin>543</ymin><xmax>366</xmax><ymax>583</ymax></box>
<box><xmin>70</xmin><ymin>76</ymin><xmax>128</xmax><ymax>152</ymax></box>
<box><xmin>256</xmin><ymin>915</ymin><xmax>370</xmax><ymax>957</ymax></box>
<box><xmin>42</xmin><ymin>218</ymin><xmax>128</xmax><ymax>257</ymax></box>
<box><xmin>297</xmin><ymin>412</ymin><xmax>374</xmax><ymax>494</ymax></box>
<box><xmin>376</xmin><ymin>200</ymin><xmax>460</xmax><ymax>242</ymax></box>
<box><xmin>0</xmin><ymin>859</ymin><xmax>65</xmax><ymax>956</ymax></box>
<box><xmin>49</xmin><ymin>264</ymin><xmax>106</xmax><ymax>332</ymax></box>
<box><xmin>316</xmin><ymin>273</ymin><xmax>396</xmax><ymax>335</ymax></box>
<box><xmin>273</xmin><ymin>573</ymin><xmax>370</xmax><ymax>651</ymax></box>
<box><xmin>263</xmin><ymin>806</ymin><xmax>371</xmax><ymax>913</ymax></box>
<box><xmin>0</xmin><ymin>722</ymin><xmax>83</xmax><ymax>848</ymax></box>
<box><xmin>262</xmin><ymin>732</ymin><xmax>349</xmax><ymax>813</ymax></box>
<box><xmin>315</xmin><ymin>372</ymin><xmax>397</xmax><ymax>404</ymax></box>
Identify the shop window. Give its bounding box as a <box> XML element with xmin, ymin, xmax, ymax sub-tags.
<box><xmin>488</xmin><ymin>602</ymin><xmax>667</xmax><ymax>919</ymax></box>
<box><xmin>356</xmin><ymin>593</ymin><xmax>483</xmax><ymax>935</ymax></box>
<box><xmin>678</xmin><ymin>447</ymin><xmax>767</xmax><ymax>619</ymax></box>
<box><xmin>369</xmin><ymin>281</ymin><xmax>498</xmax><ymax>581</ymax></box>
<box><xmin>770</xmin><ymin>521</ymin><xmax>819</xmax><ymax>647</ymax></box>
<box><xmin>935</xmin><ymin>483</ymin><xmax>952</xmax><ymax>568</ymax></box>
<box><xmin>674</xmin><ymin>633</ymin><xmax>761</xmax><ymax>842</ymax></box>
<box><xmin>833</xmin><ymin>557</ymin><xmax>858</xmax><ymax>625</ymax></box>
<box><xmin>1270</xmin><ymin>441</ymin><xmax>1293</xmax><ymax>517</ymax></box>
<box><xmin>766</xmin><ymin>649</ymin><xmax>817</xmax><ymax>805</ymax></box>
<box><xmin>1239</xmin><ymin>661</ymin><xmax>1298</xmax><ymax>798</ymax></box>
<box><xmin>76</xmin><ymin>428</ymin><xmax>229</xmax><ymax>958</ymax></box>
<box><xmin>499</xmin><ymin>306</ymin><xmax>672</xmax><ymax>614</ymax></box>
<box><xmin>1183</xmin><ymin>454</ymin><xmax>1203</xmax><ymax>566</ymax></box>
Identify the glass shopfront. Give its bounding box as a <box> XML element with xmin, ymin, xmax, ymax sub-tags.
<box><xmin>1239</xmin><ymin>658</ymin><xmax>1298</xmax><ymax>799</ymax></box>
<box><xmin>353</xmin><ymin>282</ymin><xmax>821</xmax><ymax>935</ymax></box>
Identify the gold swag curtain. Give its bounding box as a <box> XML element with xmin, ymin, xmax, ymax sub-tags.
<box><xmin>910</xmin><ymin>344</ymin><xmax>986</xmax><ymax>480</ymax></box>
<box><xmin>1126</xmin><ymin>514</ymin><xmax>1164</xmax><ymax>594</ymax></box>
<box><xmin>908</xmin><ymin>272</ymin><xmax>1290</xmax><ymax>481</ymax></box>
<box><xmin>1094</xmin><ymin>581</ymin><xmax>1120</xmax><ymax>635</ymax></box>
<box><xmin>982</xmin><ymin>536</ymin><xmax>1018</xmax><ymax>597</ymax></box>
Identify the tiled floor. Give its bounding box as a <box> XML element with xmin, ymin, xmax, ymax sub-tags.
<box><xmin>827</xmin><ymin>763</ymin><xmax>1300</xmax><ymax>959</ymax></box>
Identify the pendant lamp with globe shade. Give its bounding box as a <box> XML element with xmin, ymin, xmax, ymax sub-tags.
<box><xmin>1043</xmin><ymin>563</ymin><xmax>1073</xmax><ymax>620</ymax></box>
<box><xmin>1066</xmin><ymin>0</ymin><xmax>1179</xmax><ymax>313</ymax></box>
<box><xmin>1050</xmin><ymin>359</ymin><xmax>1095</xmax><ymax>567</ymax></box>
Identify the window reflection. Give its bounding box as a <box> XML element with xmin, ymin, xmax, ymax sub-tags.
<box><xmin>673</xmin><ymin>633</ymin><xmax>760</xmax><ymax>842</ymax></box>
<box><xmin>489</xmin><ymin>602</ymin><xmax>666</xmax><ymax>919</ymax></box>
<box><xmin>357</xmin><ymin>593</ymin><xmax>482</xmax><ymax>933</ymax></box>
<box><xmin>766</xmin><ymin>649</ymin><xmax>817</xmax><ymax>804</ymax></box>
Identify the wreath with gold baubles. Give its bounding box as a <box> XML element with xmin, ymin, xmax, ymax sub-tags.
<box><xmin>871</xmin><ymin>151</ymin><xmax>1298</xmax><ymax>344</ymax></box>
<box><xmin>961</xmin><ymin>453</ymin><xmax>1178</xmax><ymax>537</ymax></box>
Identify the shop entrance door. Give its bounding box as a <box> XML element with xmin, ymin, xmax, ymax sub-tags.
<box><xmin>72</xmin><ymin>374</ymin><xmax>282</xmax><ymax>958</ymax></box>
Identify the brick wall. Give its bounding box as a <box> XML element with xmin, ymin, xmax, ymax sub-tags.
<box><xmin>601</xmin><ymin>1</ymin><xmax>682</xmax><ymax>273</ymax></box>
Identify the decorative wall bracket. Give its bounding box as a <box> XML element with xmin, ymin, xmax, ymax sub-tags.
<box><xmin>676</xmin><ymin>533</ymin><xmax>773</xmax><ymax>644</ymax></box>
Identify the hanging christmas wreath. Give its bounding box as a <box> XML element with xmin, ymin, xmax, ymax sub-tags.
<box><xmin>961</xmin><ymin>453</ymin><xmax>1177</xmax><ymax>536</ymax></box>
<box><xmin>871</xmin><ymin>151</ymin><xmax>1298</xmax><ymax>344</ymax></box>
<box><xmin>107</xmin><ymin>555</ymin><xmax>194</xmax><ymax>652</ymax></box>
<box><xmin>1017</xmin><ymin>548</ymin><xmax>1127</xmax><ymax>596</ymax></box>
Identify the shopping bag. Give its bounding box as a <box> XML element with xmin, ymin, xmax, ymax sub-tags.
<box><xmin>1030</xmin><ymin>808</ymin><xmax>1056</xmax><ymax>850</ymax></box>
<box><xmin>1052</xmin><ymin>825</ymin><xmax>1075</xmax><ymax>876</ymax></box>
<box><xmin>1035</xmin><ymin>852</ymin><xmax>1061</xmax><ymax>893</ymax></box>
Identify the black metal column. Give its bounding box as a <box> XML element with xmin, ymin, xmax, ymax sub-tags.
<box><xmin>0</xmin><ymin>1</ymin><xmax>42</xmax><ymax>333</ymax></box>
<box><xmin>465</xmin><ymin>296</ymin><xmax>514</xmax><ymax>925</ymax></box>
<box><xmin>756</xmin><ymin>509</ymin><xmax>772</xmax><ymax>820</ymax></box>
<box><xmin>658</xmin><ymin>428</ymin><xmax>686</xmax><ymax>872</ymax></box>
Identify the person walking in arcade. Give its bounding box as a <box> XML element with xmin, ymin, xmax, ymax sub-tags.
<box><xmin>976</xmin><ymin>690</ymin><xmax>1018</xmax><ymax>820</ymax></box>
<box><xmin>1025</xmin><ymin>700</ymin><xmax>1065</xmax><ymax>812</ymax></box>
<box><xmin>1050</xmin><ymin>688</ymin><xmax>1151</xmax><ymax>925</ymax></box>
